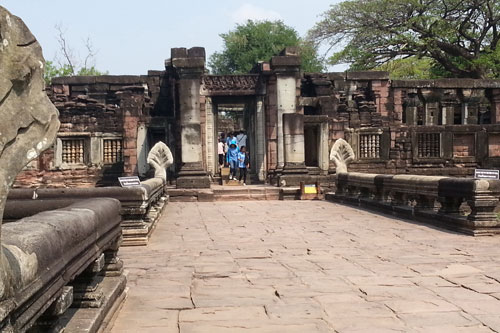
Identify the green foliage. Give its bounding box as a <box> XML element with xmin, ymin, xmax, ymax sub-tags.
<box><xmin>43</xmin><ymin>61</ymin><xmax>73</xmax><ymax>85</ymax></box>
<box><xmin>44</xmin><ymin>62</ymin><xmax>108</xmax><ymax>86</ymax></box>
<box><xmin>209</xmin><ymin>20</ymin><xmax>325</xmax><ymax>74</ymax></box>
<box><xmin>77</xmin><ymin>66</ymin><xmax>108</xmax><ymax>77</ymax></box>
<box><xmin>309</xmin><ymin>0</ymin><xmax>500</xmax><ymax>78</ymax></box>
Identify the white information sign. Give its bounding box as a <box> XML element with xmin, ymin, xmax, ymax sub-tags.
<box><xmin>474</xmin><ymin>169</ymin><xmax>499</xmax><ymax>180</ymax></box>
<box><xmin>118</xmin><ymin>176</ymin><xmax>142</xmax><ymax>187</ymax></box>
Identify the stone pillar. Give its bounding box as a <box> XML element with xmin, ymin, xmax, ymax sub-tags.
<box><xmin>271</xmin><ymin>47</ymin><xmax>307</xmax><ymax>178</ymax></box>
<box><xmin>255</xmin><ymin>96</ymin><xmax>267</xmax><ymax>181</ymax></box>
<box><xmin>491</xmin><ymin>89</ymin><xmax>500</xmax><ymax>124</ymax></box>
<box><xmin>119</xmin><ymin>87</ymin><xmax>146</xmax><ymax>176</ymax></box>
<box><xmin>404</xmin><ymin>89</ymin><xmax>420</xmax><ymax>125</ymax></box>
<box><xmin>371</xmin><ymin>79</ymin><xmax>390</xmax><ymax>117</ymax></box>
<box><xmin>441</xmin><ymin>89</ymin><xmax>459</xmax><ymax>125</ymax></box>
<box><xmin>136</xmin><ymin>124</ymin><xmax>149</xmax><ymax>177</ymax></box>
<box><xmin>171</xmin><ymin>47</ymin><xmax>210</xmax><ymax>188</ymax></box>
<box><xmin>421</xmin><ymin>89</ymin><xmax>440</xmax><ymax>125</ymax></box>
<box><xmin>205</xmin><ymin>97</ymin><xmax>215</xmax><ymax>176</ymax></box>
<box><xmin>318</xmin><ymin>122</ymin><xmax>330</xmax><ymax>172</ymax></box>
<box><xmin>462</xmin><ymin>89</ymin><xmax>483</xmax><ymax>125</ymax></box>
<box><xmin>392</xmin><ymin>88</ymin><xmax>404</xmax><ymax>124</ymax></box>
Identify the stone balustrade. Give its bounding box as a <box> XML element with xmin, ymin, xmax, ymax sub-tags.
<box><xmin>5</xmin><ymin>178</ymin><xmax>168</xmax><ymax>246</ymax></box>
<box><xmin>0</xmin><ymin>199</ymin><xmax>125</xmax><ymax>332</ymax></box>
<box><xmin>328</xmin><ymin>172</ymin><xmax>500</xmax><ymax>235</ymax></box>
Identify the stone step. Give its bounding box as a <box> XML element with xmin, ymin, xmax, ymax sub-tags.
<box><xmin>214</xmin><ymin>192</ymin><xmax>280</xmax><ymax>201</ymax></box>
<box><xmin>279</xmin><ymin>187</ymin><xmax>301</xmax><ymax>200</ymax></box>
<box><xmin>213</xmin><ymin>188</ymin><xmax>280</xmax><ymax>196</ymax></box>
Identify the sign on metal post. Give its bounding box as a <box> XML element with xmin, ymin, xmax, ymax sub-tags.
<box><xmin>474</xmin><ymin>169</ymin><xmax>499</xmax><ymax>180</ymax></box>
<box><xmin>118</xmin><ymin>176</ymin><xmax>142</xmax><ymax>187</ymax></box>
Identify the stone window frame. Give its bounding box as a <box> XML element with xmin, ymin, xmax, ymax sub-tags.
<box><xmin>350</xmin><ymin>128</ymin><xmax>390</xmax><ymax>162</ymax></box>
<box><xmin>101</xmin><ymin>134</ymin><xmax>124</xmax><ymax>165</ymax></box>
<box><xmin>359</xmin><ymin>133</ymin><xmax>382</xmax><ymax>159</ymax></box>
<box><xmin>411</xmin><ymin>127</ymin><xmax>443</xmax><ymax>163</ymax></box>
<box><xmin>54</xmin><ymin>132</ymin><xmax>124</xmax><ymax>169</ymax></box>
<box><xmin>54</xmin><ymin>132</ymin><xmax>91</xmax><ymax>169</ymax></box>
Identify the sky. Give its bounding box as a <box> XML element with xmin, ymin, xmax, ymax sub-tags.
<box><xmin>1</xmin><ymin>0</ymin><xmax>344</xmax><ymax>75</ymax></box>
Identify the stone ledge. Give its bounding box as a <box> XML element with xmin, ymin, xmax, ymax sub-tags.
<box><xmin>1</xmin><ymin>199</ymin><xmax>122</xmax><ymax>332</ymax></box>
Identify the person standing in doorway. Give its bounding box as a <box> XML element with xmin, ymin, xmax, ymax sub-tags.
<box><xmin>225</xmin><ymin>132</ymin><xmax>234</xmax><ymax>166</ymax></box>
<box><xmin>226</xmin><ymin>140</ymin><xmax>239</xmax><ymax>180</ymax></box>
<box><xmin>236</xmin><ymin>130</ymin><xmax>247</xmax><ymax>150</ymax></box>
<box><xmin>218</xmin><ymin>138</ymin><xmax>225</xmax><ymax>170</ymax></box>
<box><xmin>238</xmin><ymin>146</ymin><xmax>249</xmax><ymax>185</ymax></box>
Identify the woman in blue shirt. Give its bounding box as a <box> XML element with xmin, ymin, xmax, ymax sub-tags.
<box><xmin>226</xmin><ymin>139</ymin><xmax>239</xmax><ymax>180</ymax></box>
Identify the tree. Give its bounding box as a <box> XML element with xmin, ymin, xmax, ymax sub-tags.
<box><xmin>44</xmin><ymin>24</ymin><xmax>107</xmax><ymax>85</ymax></box>
<box><xmin>209</xmin><ymin>20</ymin><xmax>325</xmax><ymax>74</ymax></box>
<box><xmin>376</xmin><ymin>57</ymin><xmax>435</xmax><ymax>79</ymax></box>
<box><xmin>309</xmin><ymin>0</ymin><xmax>500</xmax><ymax>78</ymax></box>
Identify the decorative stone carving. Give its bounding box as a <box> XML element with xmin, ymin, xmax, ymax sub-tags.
<box><xmin>147</xmin><ymin>142</ymin><xmax>173</xmax><ymax>182</ymax></box>
<box><xmin>0</xmin><ymin>6</ymin><xmax>60</xmax><ymax>301</ymax></box>
<box><xmin>203</xmin><ymin>75</ymin><xmax>259</xmax><ymax>95</ymax></box>
<box><xmin>329</xmin><ymin>139</ymin><xmax>355</xmax><ymax>173</ymax></box>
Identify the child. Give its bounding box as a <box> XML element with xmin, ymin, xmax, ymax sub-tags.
<box><xmin>226</xmin><ymin>140</ymin><xmax>239</xmax><ymax>180</ymax></box>
<box><xmin>238</xmin><ymin>146</ymin><xmax>249</xmax><ymax>185</ymax></box>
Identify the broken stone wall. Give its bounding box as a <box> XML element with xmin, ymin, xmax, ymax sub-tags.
<box><xmin>14</xmin><ymin>72</ymin><xmax>173</xmax><ymax>188</ymax></box>
<box><xmin>300</xmin><ymin>72</ymin><xmax>500</xmax><ymax>176</ymax></box>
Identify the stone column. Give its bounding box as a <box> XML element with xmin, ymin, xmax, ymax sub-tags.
<box><xmin>255</xmin><ymin>96</ymin><xmax>267</xmax><ymax>181</ymax></box>
<box><xmin>205</xmin><ymin>97</ymin><xmax>215</xmax><ymax>176</ymax></box>
<box><xmin>371</xmin><ymin>79</ymin><xmax>390</xmax><ymax>117</ymax></box>
<box><xmin>271</xmin><ymin>47</ymin><xmax>307</xmax><ymax>179</ymax></box>
<box><xmin>491</xmin><ymin>89</ymin><xmax>500</xmax><ymax>124</ymax></box>
<box><xmin>392</xmin><ymin>88</ymin><xmax>404</xmax><ymax>124</ymax></box>
<box><xmin>441</xmin><ymin>89</ymin><xmax>459</xmax><ymax>125</ymax></box>
<box><xmin>171</xmin><ymin>47</ymin><xmax>210</xmax><ymax>188</ymax></box>
<box><xmin>461</xmin><ymin>89</ymin><xmax>483</xmax><ymax>125</ymax></box>
<box><xmin>421</xmin><ymin>89</ymin><xmax>440</xmax><ymax>125</ymax></box>
<box><xmin>404</xmin><ymin>89</ymin><xmax>421</xmax><ymax>125</ymax></box>
<box><xmin>119</xmin><ymin>87</ymin><xmax>146</xmax><ymax>176</ymax></box>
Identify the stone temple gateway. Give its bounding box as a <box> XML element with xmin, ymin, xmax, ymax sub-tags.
<box><xmin>3</xmin><ymin>5</ymin><xmax>500</xmax><ymax>332</ymax></box>
<box><xmin>14</xmin><ymin>47</ymin><xmax>500</xmax><ymax>190</ymax></box>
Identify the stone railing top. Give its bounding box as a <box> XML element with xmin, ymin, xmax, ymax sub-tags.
<box><xmin>1</xmin><ymin>198</ymin><xmax>121</xmax><ymax>329</ymax></box>
<box><xmin>51</xmin><ymin>75</ymin><xmax>146</xmax><ymax>86</ymax></box>
<box><xmin>303</xmin><ymin>71</ymin><xmax>390</xmax><ymax>81</ymax></box>
<box><xmin>5</xmin><ymin>179</ymin><xmax>167</xmax><ymax>221</ymax></box>
<box><xmin>337</xmin><ymin>172</ymin><xmax>500</xmax><ymax>198</ymax></box>
<box><xmin>392</xmin><ymin>79</ymin><xmax>500</xmax><ymax>89</ymax></box>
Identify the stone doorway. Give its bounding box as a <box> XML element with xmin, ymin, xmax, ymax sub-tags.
<box><xmin>304</xmin><ymin>124</ymin><xmax>319</xmax><ymax>167</ymax></box>
<box><xmin>304</xmin><ymin>117</ymin><xmax>330</xmax><ymax>173</ymax></box>
<box><xmin>205</xmin><ymin>96</ymin><xmax>266</xmax><ymax>182</ymax></box>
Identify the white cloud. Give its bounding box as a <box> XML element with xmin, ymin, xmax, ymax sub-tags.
<box><xmin>230</xmin><ymin>3</ymin><xmax>283</xmax><ymax>23</ymax></box>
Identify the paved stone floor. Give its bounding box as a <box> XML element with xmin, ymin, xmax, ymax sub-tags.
<box><xmin>109</xmin><ymin>201</ymin><xmax>500</xmax><ymax>332</ymax></box>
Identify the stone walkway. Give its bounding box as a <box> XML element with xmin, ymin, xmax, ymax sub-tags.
<box><xmin>109</xmin><ymin>201</ymin><xmax>500</xmax><ymax>332</ymax></box>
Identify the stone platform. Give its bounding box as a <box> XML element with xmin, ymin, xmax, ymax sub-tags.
<box><xmin>109</xmin><ymin>201</ymin><xmax>500</xmax><ymax>332</ymax></box>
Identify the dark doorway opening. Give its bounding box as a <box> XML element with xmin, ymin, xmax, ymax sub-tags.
<box><xmin>304</xmin><ymin>125</ymin><xmax>319</xmax><ymax>167</ymax></box>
